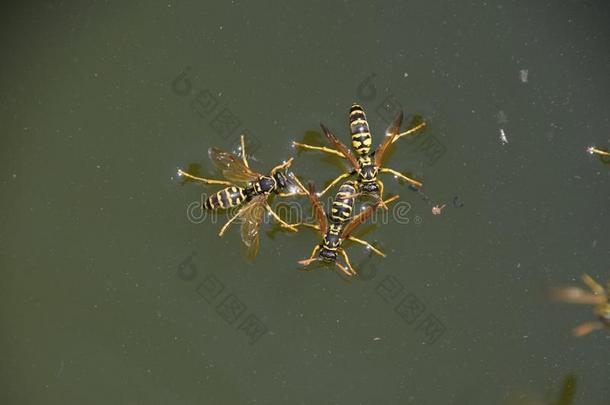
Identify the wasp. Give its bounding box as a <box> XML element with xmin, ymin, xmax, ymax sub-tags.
<box><xmin>296</xmin><ymin>182</ymin><xmax>398</xmax><ymax>276</ymax></box>
<box><xmin>293</xmin><ymin>103</ymin><xmax>426</xmax><ymax>204</ymax></box>
<box><xmin>178</xmin><ymin>134</ymin><xmax>306</xmax><ymax>258</ymax></box>
<box><xmin>549</xmin><ymin>273</ymin><xmax>610</xmax><ymax>336</ymax></box>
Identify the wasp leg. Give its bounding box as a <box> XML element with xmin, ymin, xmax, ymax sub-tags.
<box><xmin>292</xmin><ymin>141</ymin><xmax>346</xmax><ymax>159</ymax></box>
<box><xmin>218</xmin><ymin>205</ymin><xmax>249</xmax><ymax>237</ymax></box>
<box><xmin>376</xmin><ymin>179</ymin><xmax>388</xmax><ymax>210</ymax></box>
<box><xmin>319</xmin><ymin>172</ymin><xmax>352</xmax><ymax>197</ymax></box>
<box><xmin>270</xmin><ymin>157</ymin><xmax>294</xmax><ymax>176</ymax></box>
<box><xmin>338</xmin><ymin>249</ymin><xmax>356</xmax><ymax>276</ymax></box>
<box><xmin>240</xmin><ymin>134</ymin><xmax>250</xmax><ymax>168</ymax></box>
<box><xmin>588</xmin><ymin>147</ymin><xmax>610</xmax><ymax>157</ymax></box>
<box><xmin>379</xmin><ymin>167</ymin><xmax>423</xmax><ymax>188</ymax></box>
<box><xmin>346</xmin><ymin>235</ymin><xmax>386</xmax><ymax>258</ymax></box>
<box><xmin>291</xmin><ymin>222</ymin><xmax>321</xmax><ymax>231</ymax></box>
<box><xmin>391</xmin><ymin>121</ymin><xmax>427</xmax><ymax>144</ymax></box>
<box><xmin>582</xmin><ymin>273</ymin><xmax>605</xmax><ymax>295</ymax></box>
<box><xmin>573</xmin><ymin>321</ymin><xmax>604</xmax><ymax>337</ymax></box>
<box><xmin>298</xmin><ymin>245</ymin><xmax>321</xmax><ymax>267</ymax></box>
<box><xmin>177</xmin><ymin>170</ymin><xmax>233</xmax><ymax>186</ymax></box>
<box><xmin>265</xmin><ymin>203</ymin><xmax>298</xmax><ymax>231</ymax></box>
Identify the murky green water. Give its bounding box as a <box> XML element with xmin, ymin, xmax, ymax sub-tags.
<box><xmin>1</xmin><ymin>1</ymin><xmax>609</xmax><ymax>404</ymax></box>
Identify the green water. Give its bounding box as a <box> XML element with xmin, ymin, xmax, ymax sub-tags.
<box><xmin>1</xmin><ymin>1</ymin><xmax>609</xmax><ymax>404</ymax></box>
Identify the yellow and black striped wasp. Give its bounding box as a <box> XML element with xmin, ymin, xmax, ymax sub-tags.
<box><xmin>178</xmin><ymin>134</ymin><xmax>306</xmax><ymax>259</ymax></box>
<box><xmin>293</xmin><ymin>103</ymin><xmax>426</xmax><ymax>204</ymax></box>
<box><xmin>549</xmin><ymin>273</ymin><xmax>610</xmax><ymax>336</ymax></box>
<box><xmin>296</xmin><ymin>182</ymin><xmax>398</xmax><ymax>276</ymax></box>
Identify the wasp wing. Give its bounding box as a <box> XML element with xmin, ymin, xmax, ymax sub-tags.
<box><xmin>240</xmin><ymin>194</ymin><xmax>267</xmax><ymax>260</ymax></box>
<box><xmin>374</xmin><ymin>111</ymin><xmax>403</xmax><ymax>167</ymax></box>
<box><xmin>306</xmin><ymin>182</ymin><xmax>327</xmax><ymax>235</ymax></box>
<box><xmin>341</xmin><ymin>201</ymin><xmax>380</xmax><ymax>239</ymax></box>
<box><xmin>320</xmin><ymin>123</ymin><xmax>360</xmax><ymax>171</ymax></box>
<box><xmin>209</xmin><ymin>147</ymin><xmax>261</xmax><ymax>184</ymax></box>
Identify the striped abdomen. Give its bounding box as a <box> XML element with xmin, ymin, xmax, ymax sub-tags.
<box><xmin>349</xmin><ymin>103</ymin><xmax>372</xmax><ymax>156</ymax></box>
<box><xmin>330</xmin><ymin>181</ymin><xmax>357</xmax><ymax>225</ymax></box>
<box><xmin>204</xmin><ymin>186</ymin><xmax>247</xmax><ymax>210</ymax></box>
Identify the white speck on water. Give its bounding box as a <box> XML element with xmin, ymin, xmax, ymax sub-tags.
<box><xmin>499</xmin><ymin>129</ymin><xmax>508</xmax><ymax>145</ymax></box>
<box><xmin>592</xmin><ymin>240</ymin><xmax>597</xmax><ymax>248</ymax></box>
<box><xmin>519</xmin><ymin>69</ymin><xmax>529</xmax><ymax>83</ymax></box>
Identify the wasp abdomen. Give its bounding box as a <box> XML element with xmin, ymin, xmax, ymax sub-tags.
<box><xmin>350</xmin><ymin>104</ymin><xmax>372</xmax><ymax>156</ymax></box>
<box><xmin>204</xmin><ymin>186</ymin><xmax>246</xmax><ymax>210</ymax></box>
<box><xmin>330</xmin><ymin>181</ymin><xmax>357</xmax><ymax>224</ymax></box>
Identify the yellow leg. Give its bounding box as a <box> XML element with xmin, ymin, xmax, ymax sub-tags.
<box><xmin>298</xmin><ymin>245</ymin><xmax>321</xmax><ymax>267</ymax></box>
<box><xmin>383</xmin><ymin>194</ymin><xmax>399</xmax><ymax>206</ymax></box>
<box><xmin>392</xmin><ymin>122</ymin><xmax>427</xmax><ymax>144</ymax></box>
<box><xmin>339</xmin><ymin>249</ymin><xmax>356</xmax><ymax>276</ymax></box>
<box><xmin>379</xmin><ymin>167</ymin><xmax>423</xmax><ymax>188</ymax></box>
<box><xmin>271</xmin><ymin>157</ymin><xmax>294</xmax><ymax>175</ymax></box>
<box><xmin>319</xmin><ymin>172</ymin><xmax>352</xmax><ymax>197</ymax></box>
<box><xmin>178</xmin><ymin>170</ymin><xmax>233</xmax><ymax>186</ymax></box>
<box><xmin>218</xmin><ymin>205</ymin><xmax>248</xmax><ymax>237</ymax></box>
<box><xmin>266</xmin><ymin>203</ymin><xmax>297</xmax><ymax>231</ymax></box>
<box><xmin>588</xmin><ymin>146</ymin><xmax>610</xmax><ymax>157</ymax></box>
<box><xmin>240</xmin><ymin>134</ymin><xmax>250</xmax><ymax>168</ymax></box>
<box><xmin>292</xmin><ymin>141</ymin><xmax>346</xmax><ymax>159</ymax></box>
<box><xmin>376</xmin><ymin>179</ymin><xmax>388</xmax><ymax>210</ymax></box>
<box><xmin>291</xmin><ymin>222</ymin><xmax>321</xmax><ymax>231</ymax></box>
<box><xmin>582</xmin><ymin>273</ymin><xmax>605</xmax><ymax>295</ymax></box>
<box><xmin>347</xmin><ymin>235</ymin><xmax>386</xmax><ymax>257</ymax></box>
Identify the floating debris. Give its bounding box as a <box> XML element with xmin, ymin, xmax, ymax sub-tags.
<box><xmin>519</xmin><ymin>69</ymin><xmax>529</xmax><ymax>83</ymax></box>
<box><xmin>499</xmin><ymin>129</ymin><xmax>509</xmax><ymax>145</ymax></box>
<box><xmin>432</xmin><ymin>204</ymin><xmax>446</xmax><ymax>215</ymax></box>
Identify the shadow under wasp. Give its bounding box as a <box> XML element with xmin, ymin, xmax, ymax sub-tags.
<box><xmin>549</xmin><ymin>273</ymin><xmax>610</xmax><ymax>336</ymax></box>
<box><xmin>178</xmin><ymin>134</ymin><xmax>306</xmax><ymax>259</ymax></box>
<box><xmin>295</xmin><ymin>181</ymin><xmax>398</xmax><ymax>276</ymax></box>
<box><xmin>293</xmin><ymin>103</ymin><xmax>426</xmax><ymax>205</ymax></box>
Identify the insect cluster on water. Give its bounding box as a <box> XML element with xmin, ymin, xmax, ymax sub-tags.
<box><xmin>176</xmin><ymin>100</ymin><xmax>610</xmax><ymax>337</ymax></box>
<box><xmin>177</xmin><ymin>103</ymin><xmax>427</xmax><ymax>275</ymax></box>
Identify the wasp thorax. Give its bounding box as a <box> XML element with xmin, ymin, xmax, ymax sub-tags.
<box><xmin>257</xmin><ymin>176</ymin><xmax>276</xmax><ymax>193</ymax></box>
<box><xmin>323</xmin><ymin>233</ymin><xmax>340</xmax><ymax>248</ymax></box>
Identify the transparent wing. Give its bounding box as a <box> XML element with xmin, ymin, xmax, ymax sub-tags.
<box><xmin>320</xmin><ymin>123</ymin><xmax>360</xmax><ymax>171</ymax></box>
<box><xmin>209</xmin><ymin>147</ymin><xmax>261</xmax><ymax>184</ymax></box>
<box><xmin>307</xmin><ymin>183</ymin><xmax>327</xmax><ymax>235</ymax></box>
<box><xmin>341</xmin><ymin>201</ymin><xmax>380</xmax><ymax>239</ymax></box>
<box><xmin>240</xmin><ymin>194</ymin><xmax>267</xmax><ymax>260</ymax></box>
<box><xmin>375</xmin><ymin>111</ymin><xmax>403</xmax><ymax>167</ymax></box>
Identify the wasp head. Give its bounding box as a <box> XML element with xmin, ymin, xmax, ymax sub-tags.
<box><xmin>319</xmin><ymin>247</ymin><xmax>337</xmax><ymax>262</ymax></box>
<box><xmin>273</xmin><ymin>171</ymin><xmax>288</xmax><ymax>190</ymax></box>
